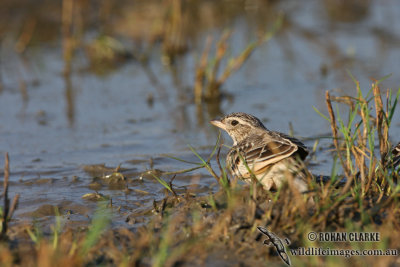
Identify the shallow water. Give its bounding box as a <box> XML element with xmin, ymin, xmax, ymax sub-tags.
<box><xmin>1</xmin><ymin>0</ymin><xmax>400</xmax><ymax>227</ymax></box>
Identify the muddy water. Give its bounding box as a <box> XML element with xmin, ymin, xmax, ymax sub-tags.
<box><xmin>1</xmin><ymin>0</ymin><xmax>400</xmax><ymax>229</ymax></box>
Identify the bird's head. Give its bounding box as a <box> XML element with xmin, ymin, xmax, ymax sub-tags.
<box><xmin>210</xmin><ymin>112</ymin><xmax>267</xmax><ymax>145</ymax></box>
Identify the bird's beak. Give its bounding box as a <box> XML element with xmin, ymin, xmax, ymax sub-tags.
<box><xmin>210</xmin><ymin>119</ymin><xmax>226</xmax><ymax>130</ymax></box>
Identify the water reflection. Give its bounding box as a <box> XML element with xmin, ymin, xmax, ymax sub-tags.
<box><xmin>64</xmin><ymin>72</ymin><xmax>75</xmax><ymax>127</ymax></box>
<box><xmin>324</xmin><ymin>0</ymin><xmax>370</xmax><ymax>23</ymax></box>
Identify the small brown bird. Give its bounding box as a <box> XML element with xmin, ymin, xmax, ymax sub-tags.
<box><xmin>210</xmin><ymin>112</ymin><xmax>309</xmax><ymax>192</ymax></box>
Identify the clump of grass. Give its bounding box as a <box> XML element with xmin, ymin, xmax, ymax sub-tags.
<box><xmin>318</xmin><ymin>73</ymin><xmax>400</xmax><ymax>197</ymax></box>
<box><xmin>194</xmin><ymin>15</ymin><xmax>283</xmax><ymax>105</ymax></box>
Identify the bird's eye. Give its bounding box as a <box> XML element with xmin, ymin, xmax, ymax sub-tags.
<box><xmin>231</xmin><ymin>120</ymin><xmax>239</xmax><ymax>126</ymax></box>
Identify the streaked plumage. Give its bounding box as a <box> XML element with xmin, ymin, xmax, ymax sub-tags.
<box><xmin>385</xmin><ymin>142</ymin><xmax>400</xmax><ymax>184</ymax></box>
<box><xmin>210</xmin><ymin>112</ymin><xmax>309</xmax><ymax>192</ymax></box>
<box><xmin>391</xmin><ymin>142</ymin><xmax>400</xmax><ymax>169</ymax></box>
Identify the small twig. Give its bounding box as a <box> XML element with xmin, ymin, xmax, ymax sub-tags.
<box><xmin>357</xmin><ymin>91</ymin><xmax>369</xmax><ymax>193</ymax></box>
<box><xmin>168</xmin><ymin>175</ymin><xmax>178</xmax><ymax>198</ymax></box>
<box><xmin>373</xmin><ymin>82</ymin><xmax>389</xmax><ymax>163</ymax></box>
<box><xmin>160</xmin><ymin>198</ymin><xmax>167</xmax><ymax>218</ymax></box>
<box><xmin>325</xmin><ymin>92</ymin><xmax>351</xmax><ymax>179</ymax></box>
<box><xmin>1</xmin><ymin>153</ymin><xmax>19</xmax><ymax>240</ymax></box>
<box><xmin>1</xmin><ymin>153</ymin><xmax>10</xmax><ymax>238</ymax></box>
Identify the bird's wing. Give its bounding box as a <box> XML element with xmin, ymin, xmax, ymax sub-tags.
<box><xmin>270</xmin><ymin>131</ymin><xmax>309</xmax><ymax>160</ymax></box>
<box><xmin>229</xmin><ymin>136</ymin><xmax>299</xmax><ymax>178</ymax></box>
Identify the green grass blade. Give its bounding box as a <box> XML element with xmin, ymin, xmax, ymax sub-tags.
<box><xmin>313</xmin><ymin>106</ymin><xmax>330</xmax><ymax>122</ymax></box>
<box><xmin>81</xmin><ymin>202</ymin><xmax>111</xmax><ymax>255</ymax></box>
<box><xmin>152</xmin><ymin>174</ymin><xmax>173</xmax><ymax>193</ymax></box>
<box><xmin>164</xmin><ymin>155</ymin><xmax>203</xmax><ymax>165</ymax></box>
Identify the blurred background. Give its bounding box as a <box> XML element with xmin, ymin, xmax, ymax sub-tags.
<box><xmin>0</xmin><ymin>0</ymin><xmax>400</xmax><ymax>224</ymax></box>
